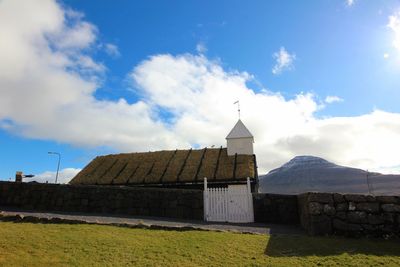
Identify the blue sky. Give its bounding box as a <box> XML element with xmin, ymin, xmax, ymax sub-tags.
<box><xmin>1</xmin><ymin>0</ymin><xmax>400</xmax><ymax>182</ymax></box>
<box><xmin>66</xmin><ymin>0</ymin><xmax>400</xmax><ymax>115</ymax></box>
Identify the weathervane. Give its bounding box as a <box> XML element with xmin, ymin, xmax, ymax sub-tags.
<box><xmin>233</xmin><ymin>100</ymin><xmax>240</xmax><ymax>119</ymax></box>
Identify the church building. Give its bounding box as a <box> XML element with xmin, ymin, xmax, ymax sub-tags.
<box><xmin>70</xmin><ymin>119</ymin><xmax>258</xmax><ymax>191</ymax></box>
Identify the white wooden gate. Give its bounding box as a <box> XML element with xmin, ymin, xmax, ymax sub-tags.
<box><xmin>203</xmin><ymin>177</ymin><xmax>254</xmax><ymax>223</ymax></box>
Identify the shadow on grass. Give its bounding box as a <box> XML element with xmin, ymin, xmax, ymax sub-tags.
<box><xmin>265</xmin><ymin>234</ymin><xmax>400</xmax><ymax>257</ymax></box>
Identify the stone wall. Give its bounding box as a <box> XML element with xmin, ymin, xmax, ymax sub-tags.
<box><xmin>298</xmin><ymin>192</ymin><xmax>400</xmax><ymax>237</ymax></box>
<box><xmin>0</xmin><ymin>182</ymin><xmax>203</xmax><ymax>220</ymax></box>
<box><xmin>253</xmin><ymin>193</ymin><xmax>299</xmax><ymax>224</ymax></box>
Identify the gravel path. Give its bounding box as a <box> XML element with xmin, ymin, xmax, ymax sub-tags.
<box><xmin>0</xmin><ymin>208</ymin><xmax>305</xmax><ymax>235</ymax></box>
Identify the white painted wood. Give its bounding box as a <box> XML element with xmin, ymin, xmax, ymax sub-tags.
<box><xmin>203</xmin><ymin>178</ymin><xmax>208</xmax><ymax>221</ymax></box>
<box><xmin>246</xmin><ymin>177</ymin><xmax>254</xmax><ymax>222</ymax></box>
<box><xmin>226</xmin><ymin>119</ymin><xmax>254</xmax><ymax>156</ymax></box>
<box><xmin>227</xmin><ymin>138</ymin><xmax>254</xmax><ymax>156</ymax></box>
<box><xmin>203</xmin><ymin>178</ymin><xmax>254</xmax><ymax>223</ymax></box>
<box><xmin>226</xmin><ymin>119</ymin><xmax>254</xmax><ymax>139</ymax></box>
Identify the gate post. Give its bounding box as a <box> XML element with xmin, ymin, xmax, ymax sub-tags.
<box><xmin>246</xmin><ymin>177</ymin><xmax>251</xmax><ymax>194</ymax></box>
<box><xmin>204</xmin><ymin>177</ymin><xmax>208</xmax><ymax>221</ymax></box>
<box><xmin>247</xmin><ymin>177</ymin><xmax>254</xmax><ymax>222</ymax></box>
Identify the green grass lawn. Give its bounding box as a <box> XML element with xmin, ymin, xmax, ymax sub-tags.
<box><xmin>0</xmin><ymin>222</ymin><xmax>399</xmax><ymax>266</ymax></box>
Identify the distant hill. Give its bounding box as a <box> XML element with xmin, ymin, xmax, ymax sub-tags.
<box><xmin>258</xmin><ymin>156</ymin><xmax>400</xmax><ymax>195</ymax></box>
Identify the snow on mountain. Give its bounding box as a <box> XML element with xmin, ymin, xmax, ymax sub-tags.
<box><xmin>259</xmin><ymin>156</ymin><xmax>400</xmax><ymax>195</ymax></box>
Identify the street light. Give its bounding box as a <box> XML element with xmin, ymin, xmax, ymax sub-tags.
<box><xmin>48</xmin><ymin>152</ymin><xmax>61</xmax><ymax>184</ymax></box>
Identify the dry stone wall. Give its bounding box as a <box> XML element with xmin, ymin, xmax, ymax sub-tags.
<box><xmin>253</xmin><ymin>194</ymin><xmax>299</xmax><ymax>224</ymax></box>
<box><xmin>0</xmin><ymin>182</ymin><xmax>204</xmax><ymax>220</ymax></box>
<box><xmin>0</xmin><ymin>182</ymin><xmax>302</xmax><ymax>225</ymax></box>
<box><xmin>6</xmin><ymin>181</ymin><xmax>397</xmax><ymax>238</ymax></box>
<box><xmin>298</xmin><ymin>192</ymin><xmax>400</xmax><ymax>237</ymax></box>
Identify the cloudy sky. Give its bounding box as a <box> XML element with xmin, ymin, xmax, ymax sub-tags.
<box><xmin>1</xmin><ymin>0</ymin><xmax>400</xmax><ymax>183</ymax></box>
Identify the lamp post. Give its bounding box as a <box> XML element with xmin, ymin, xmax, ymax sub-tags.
<box><xmin>48</xmin><ymin>152</ymin><xmax>61</xmax><ymax>184</ymax></box>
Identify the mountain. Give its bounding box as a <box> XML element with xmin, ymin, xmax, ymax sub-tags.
<box><xmin>258</xmin><ymin>156</ymin><xmax>400</xmax><ymax>195</ymax></box>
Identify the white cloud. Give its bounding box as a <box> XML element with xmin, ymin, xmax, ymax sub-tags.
<box><xmin>272</xmin><ymin>47</ymin><xmax>296</xmax><ymax>75</ymax></box>
<box><xmin>131</xmin><ymin>54</ymin><xmax>400</xmax><ymax>174</ymax></box>
<box><xmin>25</xmin><ymin>168</ymin><xmax>81</xmax><ymax>184</ymax></box>
<box><xmin>1</xmin><ymin>0</ymin><xmax>400</xmax><ymax>176</ymax></box>
<box><xmin>0</xmin><ymin>0</ymin><xmax>182</xmax><ymax>152</ymax></box>
<box><xmin>325</xmin><ymin>95</ymin><xmax>343</xmax><ymax>104</ymax></box>
<box><xmin>388</xmin><ymin>12</ymin><xmax>400</xmax><ymax>50</ymax></box>
<box><xmin>196</xmin><ymin>42</ymin><xmax>207</xmax><ymax>54</ymax></box>
<box><xmin>104</xmin><ymin>43</ymin><xmax>120</xmax><ymax>58</ymax></box>
<box><xmin>53</xmin><ymin>21</ymin><xmax>97</xmax><ymax>50</ymax></box>
<box><xmin>346</xmin><ymin>0</ymin><xmax>355</xmax><ymax>7</ymax></box>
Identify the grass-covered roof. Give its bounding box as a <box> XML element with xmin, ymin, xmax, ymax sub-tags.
<box><xmin>70</xmin><ymin>148</ymin><xmax>257</xmax><ymax>186</ymax></box>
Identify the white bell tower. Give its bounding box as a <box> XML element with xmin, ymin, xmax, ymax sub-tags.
<box><xmin>226</xmin><ymin>119</ymin><xmax>254</xmax><ymax>156</ymax></box>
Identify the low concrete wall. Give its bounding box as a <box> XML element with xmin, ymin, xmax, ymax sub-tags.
<box><xmin>0</xmin><ymin>182</ymin><xmax>203</xmax><ymax>220</ymax></box>
<box><xmin>253</xmin><ymin>194</ymin><xmax>299</xmax><ymax>224</ymax></box>
<box><xmin>298</xmin><ymin>192</ymin><xmax>400</xmax><ymax>237</ymax></box>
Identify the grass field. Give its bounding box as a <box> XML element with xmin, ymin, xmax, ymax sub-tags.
<box><xmin>0</xmin><ymin>222</ymin><xmax>399</xmax><ymax>266</ymax></box>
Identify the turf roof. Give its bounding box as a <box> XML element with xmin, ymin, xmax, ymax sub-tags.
<box><xmin>70</xmin><ymin>148</ymin><xmax>257</xmax><ymax>185</ymax></box>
